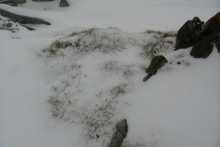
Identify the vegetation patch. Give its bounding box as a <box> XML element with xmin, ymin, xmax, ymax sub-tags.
<box><xmin>109</xmin><ymin>82</ymin><xmax>133</xmax><ymax>98</ymax></box>
<box><xmin>72</xmin><ymin>30</ymin><xmax>126</xmax><ymax>54</ymax></box>
<box><xmin>146</xmin><ymin>29</ymin><xmax>176</xmax><ymax>38</ymax></box>
<box><xmin>42</xmin><ymin>40</ymin><xmax>73</xmax><ymax>57</ymax></box>
<box><xmin>81</xmin><ymin>98</ymin><xmax>117</xmax><ymax>140</ymax></box>
<box><xmin>141</xmin><ymin>34</ymin><xmax>175</xmax><ymax>59</ymax></box>
<box><xmin>101</xmin><ymin>61</ymin><xmax>135</xmax><ymax>79</ymax></box>
<box><xmin>101</xmin><ymin>61</ymin><xmax>121</xmax><ymax>71</ymax></box>
<box><xmin>122</xmin><ymin>141</ymin><xmax>147</xmax><ymax>147</ymax></box>
<box><xmin>48</xmin><ymin>78</ymin><xmax>133</xmax><ymax>141</ymax></box>
<box><xmin>40</xmin><ymin>28</ymin><xmax>126</xmax><ymax>58</ymax></box>
<box><xmin>69</xmin><ymin>28</ymin><xmax>98</xmax><ymax>37</ymax></box>
<box><xmin>48</xmin><ymin>81</ymin><xmax>74</xmax><ymax>120</ymax></box>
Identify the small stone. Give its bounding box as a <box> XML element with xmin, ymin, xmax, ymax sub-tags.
<box><xmin>107</xmin><ymin>119</ymin><xmax>128</xmax><ymax>147</ymax></box>
<box><xmin>177</xmin><ymin>62</ymin><xmax>181</xmax><ymax>65</ymax></box>
<box><xmin>60</xmin><ymin>0</ymin><xmax>69</xmax><ymax>7</ymax></box>
<box><xmin>143</xmin><ymin>55</ymin><xmax>168</xmax><ymax>82</ymax></box>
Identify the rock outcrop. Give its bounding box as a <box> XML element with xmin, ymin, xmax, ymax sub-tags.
<box><xmin>143</xmin><ymin>55</ymin><xmax>168</xmax><ymax>82</ymax></box>
<box><xmin>204</xmin><ymin>12</ymin><xmax>220</xmax><ymax>36</ymax></box>
<box><xmin>190</xmin><ymin>34</ymin><xmax>214</xmax><ymax>58</ymax></box>
<box><xmin>175</xmin><ymin>17</ymin><xmax>204</xmax><ymax>50</ymax></box>
<box><xmin>175</xmin><ymin>12</ymin><xmax>220</xmax><ymax>58</ymax></box>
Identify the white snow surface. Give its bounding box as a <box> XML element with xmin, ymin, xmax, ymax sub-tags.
<box><xmin>0</xmin><ymin>0</ymin><xmax>220</xmax><ymax>147</ymax></box>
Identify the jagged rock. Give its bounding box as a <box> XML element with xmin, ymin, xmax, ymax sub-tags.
<box><xmin>60</xmin><ymin>0</ymin><xmax>69</xmax><ymax>7</ymax></box>
<box><xmin>9</xmin><ymin>0</ymin><xmax>26</xmax><ymax>4</ymax></box>
<box><xmin>143</xmin><ymin>55</ymin><xmax>168</xmax><ymax>82</ymax></box>
<box><xmin>0</xmin><ymin>8</ymin><xmax>51</xmax><ymax>25</ymax></box>
<box><xmin>175</xmin><ymin>17</ymin><xmax>204</xmax><ymax>50</ymax></box>
<box><xmin>107</xmin><ymin>119</ymin><xmax>128</xmax><ymax>147</ymax></box>
<box><xmin>190</xmin><ymin>34</ymin><xmax>214</xmax><ymax>58</ymax></box>
<box><xmin>204</xmin><ymin>12</ymin><xmax>220</xmax><ymax>36</ymax></box>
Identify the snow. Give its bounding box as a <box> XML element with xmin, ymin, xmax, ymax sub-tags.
<box><xmin>1</xmin><ymin>0</ymin><xmax>220</xmax><ymax>34</ymax></box>
<box><xmin>0</xmin><ymin>0</ymin><xmax>220</xmax><ymax>147</ymax></box>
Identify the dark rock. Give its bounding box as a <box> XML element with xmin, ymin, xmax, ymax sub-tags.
<box><xmin>190</xmin><ymin>34</ymin><xmax>214</xmax><ymax>58</ymax></box>
<box><xmin>177</xmin><ymin>62</ymin><xmax>181</xmax><ymax>65</ymax></box>
<box><xmin>60</xmin><ymin>0</ymin><xmax>69</xmax><ymax>7</ymax></box>
<box><xmin>216</xmin><ymin>33</ymin><xmax>220</xmax><ymax>52</ymax></box>
<box><xmin>192</xmin><ymin>16</ymin><xmax>202</xmax><ymax>24</ymax></box>
<box><xmin>203</xmin><ymin>12</ymin><xmax>220</xmax><ymax>51</ymax></box>
<box><xmin>20</xmin><ymin>24</ymin><xmax>35</xmax><ymax>31</ymax></box>
<box><xmin>9</xmin><ymin>0</ymin><xmax>26</xmax><ymax>4</ymax></box>
<box><xmin>143</xmin><ymin>55</ymin><xmax>168</xmax><ymax>82</ymax></box>
<box><xmin>0</xmin><ymin>0</ymin><xmax>18</xmax><ymax>6</ymax></box>
<box><xmin>175</xmin><ymin>17</ymin><xmax>204</xmax><ymax>50</ymax></box>
<box><xmin>204</xmin><ymin>12</ymin><xmax>220</xmax><ymax>36</ymax></box>
<box><xmin>32</xmin><ymin>0</ymin><xmax>54</xmax><ymax>1</ymax></box>
<box><xmin>107</xmin><ymin>119</ymin><xmax>128</xmax><ymax>147</ymax></box>
<box><xmin>0</xmin><ymin>8</ymin><xmax>51</xmax><ymax>25</ymax></box>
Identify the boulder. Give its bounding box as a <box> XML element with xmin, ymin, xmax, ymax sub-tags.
<box><xmin>204</xmin><ymin>12</ymin><xmax>220</xmax><ymax>36</ymax></box>
<box><xmin>60</xmin><ymin>0</ymin><xmax>69</xmax><ymax>7</ymax></box>
<box><xmin>190</xmin><ymin>34</ymin><xmax>214</xmax><ymax>58</ymax></box>
<box><xmin>143</xmin><ymin>55</ymin><xmax>168</xmax><ymax>82</ymax></box>
<box><xmin>107</xmin><ymin>119</ymin><xmax>128</xmax><ymax>147</ymax></box>
<box><xmin>175</xmin><ymin>17</ymin><xmax>204</xmax><ymax>50</ymax></box>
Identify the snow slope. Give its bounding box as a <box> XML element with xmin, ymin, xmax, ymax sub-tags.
<box><xmin>0</xmin><ymin>1</ymin><xmax>220</xmax><ymax>147</ymax></box>
<box><xmin>1</xmin><ymin>0</ymin><xmax>220</xmax><ymax>34</ymax></box>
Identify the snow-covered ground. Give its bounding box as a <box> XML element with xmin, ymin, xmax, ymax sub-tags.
<box><xmin>0</xmin><ymin>0</ymin><xmax>220</xmax><ymax>147</ymax></box>
<box><xmin>1</xmin><ymin>0</ymin><xmax>220</xmax><ymax>35</ymax></box>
